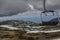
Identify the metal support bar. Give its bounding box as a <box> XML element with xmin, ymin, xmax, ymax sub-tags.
<box><xmin>40</xmin><ymin>13</ymin><xmax>43</xmax><ymax>24</ymax></box>
<box><xmin>43</xmin><ymin>0</ymin><xmax>46</xmax><ymax>10</ymax></box>
<box><xmin>56</xmin><ymin>12</ymin><xmax>60</xmax><ymax>26</ymax></box>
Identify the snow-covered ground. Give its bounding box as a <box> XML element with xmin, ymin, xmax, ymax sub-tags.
<box><xmin>31</xmin><ymin>26</ymin><xmax>46</xmax><ymax>28</ymax></box>
<box><xmin>1</xmin><ymin>25</ymin><xmax>60</xmax><ymax>34</ymax></box>
<box><xmin>0</xmin><ymin>25</ymin><xmax>19</xmax><ymax>30</ymax></box>
<box><xmin>27</xmin><ymin>30</ymin><xmax>60</xmax><ymax>33</ymax></box>
<box><xmin>0</xmin><ymin>25</ymin><xmax>46</xmax><ymax>30</ymax></box>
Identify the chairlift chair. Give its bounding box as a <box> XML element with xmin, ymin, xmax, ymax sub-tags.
<box><xmin>40</xmin><ymin>0</ymin><xmax>60</xmax><ymax>25</ymax></box>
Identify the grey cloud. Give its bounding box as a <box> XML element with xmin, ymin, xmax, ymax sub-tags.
<box><xmin>46</xmin><ymin>0</ymin><xmax>60</xmax><ymax>10</ymax></box>
<box><xmin>27</xmin><ymin>0</ymin><xmax>60</xmax><ymax>10</ymax></box>
<box><xmin>0</xmin><ymin>0</ymin><xmax>30</xmax><ymax>16</ymax></box>
<box><xmin>0</xmin><ymin>0</ymin><xmax>60</xmax><ymax>17</ymax></box>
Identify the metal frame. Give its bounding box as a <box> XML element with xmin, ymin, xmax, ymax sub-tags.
<box><xmin>41</xmin><ymin>11</ymin><xmax>60</xmax><ymax>24</ymax></box>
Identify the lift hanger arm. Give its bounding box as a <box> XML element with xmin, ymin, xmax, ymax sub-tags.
<box><xmin>43</xmin><ymin>0</ymin><xmax>46</xmax><ymax>10</ymax></box>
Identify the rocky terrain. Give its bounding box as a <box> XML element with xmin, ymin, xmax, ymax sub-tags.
<box><xmin>0</xmin><ymin>19</ymin><xmax>60</xmax><ymax>40</ymax></box>
<box><xmin>0</xmin><ymin>20</ymin><xmax>40</xmax><ymax>26</ymax></box>
<box><xmin>0</xmin><ymin>26</ymin><xmax>60</xmax><ymax>40</ymax></box>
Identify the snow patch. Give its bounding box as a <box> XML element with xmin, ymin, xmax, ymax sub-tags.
<box><xmin>0</xmin><ymin>25</ymin><xmax>19</xmax><ymax>30</ymax></box>
<box><xmin>27</xmin><ymin>30</ymin><xmax>60</xmax><ymax>33</ymax></box>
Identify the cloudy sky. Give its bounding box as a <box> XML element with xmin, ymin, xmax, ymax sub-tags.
<box><xmin>0</xmin><ymin>0</ymin><xmax>60</xmax><ymax>22</ymax></box>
